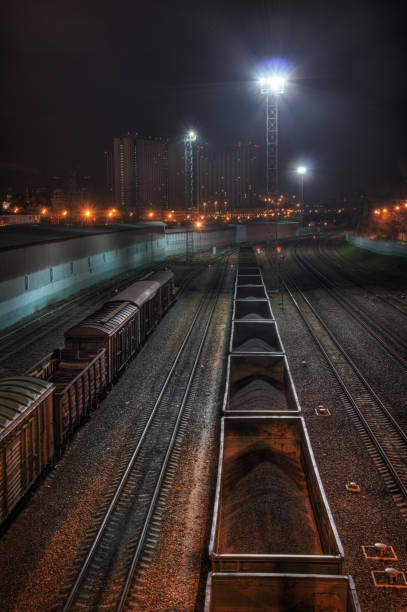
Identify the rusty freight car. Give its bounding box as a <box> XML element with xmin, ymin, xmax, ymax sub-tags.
<box><xmin>235</xmin><ymin>285</ymin><xmax>268</xmax><ymax>300</ymax></box>
<box><xmin>223</xmin><ymin>355</ymin><xmax>300</xmax><ymax>416</ymax></box>
<box><xmin>65</xmin><ymin>271</ymin><xmax>174</xmax><ymax>385</ymax></box>
<box><xmin>0</xmin><ymin>377</ymin><xmax>54</xmax><ymax>525</ymax></box>
<box><xmin>205</xmin><ymin>572</ymin><xmax>361</xmax><ymax>611</ymax></box>
<box><xmin>230</xmin><ymin>321</ymin><xmax>283</xmax><ymax>354</ymax></box>
<box><xmin>26</xmin><ymin>348</ymin><xmax>107</xmax><ymax>454</ymax></box>
<box><xmin>64</xmin><ymin>301</ymin><xmax>140</xmax><ymax>384</ymax></box>
<box><xmin>233</xmin><ymin>299</ymin><xmax>274</xmax><ymax>322</ymax></box>
<box><xmin>209</xmin><ymin>416</ymin><xmax>343</xmax><ymax>575</ymax></box>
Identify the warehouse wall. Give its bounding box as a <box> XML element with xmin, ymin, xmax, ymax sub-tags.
<box><xmin>0</xmin><ymin>222</ymin><xmax>299</xmax><ymax>329</ymax></box>
<box><xmin>0</xmin><ymin>230</ymin><xmax>166</xmax><ymax>329</ymax></box>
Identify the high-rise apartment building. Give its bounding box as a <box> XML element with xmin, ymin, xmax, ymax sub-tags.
<box><xmin>104</xmin><ymin>151</ymin><xmax>113</xmax><ymax>197</ymax></box>
<box><xmin>113</xmin><ymin>134</ymin><xmax>136</xmax><ymax>210</ymax></box>
<box><xmin>197</xmin><ymin>142</ymin><xmax>260</xmax><ymax>210</ymax></box>
<box><xmin>135</xmin><ymin>137</ymin><xmax>169</xmax><ymax>210</ymax></box>
<box><xmin>168</xmin><ymin>140</ymin><xmax>185</xmax><ymax>209</ymax></box>
<box><xmin>112</xmin><ymin>134</ymin><xmax>260</xmax><ymax>216</ymax></box>
<box><xmin>113</xmin><ymin>134</ymin><xmax>179</xmax><ymax>215</ymax></box>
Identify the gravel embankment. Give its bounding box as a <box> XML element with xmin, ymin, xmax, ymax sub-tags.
<box><xmin>271</xmin><ymin>270</ymin><xmax>407</xmax><ymax>611</ymax></box>
<box><xmin>129</xmin><ymin>268</ymin><xmax>234</xmax><ymax>611</ymax></box>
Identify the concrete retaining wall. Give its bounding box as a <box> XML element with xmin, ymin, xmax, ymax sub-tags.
<box><xmin>0</xmin><ymin>230</ymin><xmax>166</xmax><ymax>329</ymax></box>
<box><xmin>165</xmin><ymin>227</ymin><xmax>235</xmax><ymax>256</ymax></box>
<box><xmin>0</xmin><ymin>222</ymin><xmax>300</xmax><ymax>329</ymax></box>
<box><xmin>346</xmin><ymin>232</ymin><xmax>407</xmax><ymax>258</ymax></box>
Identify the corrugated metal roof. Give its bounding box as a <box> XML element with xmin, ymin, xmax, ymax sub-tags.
<box><xmin>109</xmin><ymin>280</ymin><xmax>160</xmax><ymax>308</ymax></box>
<box><xmin>149</xmin><ymin>270</ymin><xmax>174</xmax><ymax>287</ymax></box>
<box><xmin>65</xmin><ymin>302</ymin><xmax>139</xmax><ymax>338</ymax></box>
<box><xmin>0</xmin><ymin>376</ymin><xmax>54</xmax><ymax>439</ymax></box>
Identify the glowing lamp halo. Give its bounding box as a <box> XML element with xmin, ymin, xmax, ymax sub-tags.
<box><xmin>259</xmin><ymin>73</ymin><xmax>286</xmax><ymax>95</ymax></box>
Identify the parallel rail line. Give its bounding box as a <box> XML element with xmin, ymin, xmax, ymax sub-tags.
<box><xmin>59</xmin><ymin>259</ymin><xmax>229</xmax><ymax>611</ymax></box>
<box><xmin>317</xmin><ymin>237</ymin><xmax>407</xmax><ymax>319</ymax></box>
<box><xmin>293</xmin><ymin>246</ymin><xmax>407</xmax><ymax>372</ymax></box>
<box><xmin>284</xmin><ymin>277</ymin><xmax>407</xmax><ymax>520</ymax></box>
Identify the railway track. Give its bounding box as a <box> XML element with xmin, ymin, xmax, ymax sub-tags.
<box><xmin>284</xmin><ymin>277</ymin><xmax>407</xmax><ymax>521</ymax></box>
<box><xmin>0</xmin><ymin>260</ymin><xmax>205</xmax><ymax>373</ymax></box>
<box><xmin>0</xmin><ymin>268</ymin><xmax>156</xmax><ymax>366</ymax></box>
<box><xmin>316</xmin><ymin>237</ymin><xmax>407</xmax><ymax>320</ymax></box>
<box><xmin>293</xmin><ymin>245</ymin><xmax>407</xmax><ymax>372</ymax></box>
<box><xmin>57</xmin><ymin>259</ymin><xmax>229</xmax><ymax>611</ymax></box>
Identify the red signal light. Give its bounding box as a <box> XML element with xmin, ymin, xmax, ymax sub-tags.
<box><xmin>276</xmin><ymin>246</ymin><xmax>282</xmax><ymax>253</ymax></box>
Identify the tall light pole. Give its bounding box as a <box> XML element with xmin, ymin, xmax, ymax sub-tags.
<box><xmin>297</xmin><ymin>166</ymin><xmax>306</xmax><ymax>205</ymax></box>
<box><xmin>259</xmin><ymin>74</ymin><xmax>285</xmax><ymax>197</ymax></box>
<box><xmin>185</xmin><ymin>130</ymin><xmax>197</xmax><ymax>263</ymax></box>
<box><xmin>184</xmin><ymin>130</ymin><xmax>196</xmax><ymax>212</ymax></box>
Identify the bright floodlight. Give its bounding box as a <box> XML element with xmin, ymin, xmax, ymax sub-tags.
<box><xmin>259</xmin><ymin>74</ymin><xmax>286</xmax><ymax>94</ymax></box>
<box><xmin>297</xmin><ymin>166</ymin><xmax>307</xmax><ymax>175</ymax></box>
<box><xmin>187</xmin><ymin>130</ymin><xmax>196</xmax><ymax>140</ymax></box>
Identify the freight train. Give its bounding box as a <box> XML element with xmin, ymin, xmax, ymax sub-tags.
<box><xmin>0</xmin><ymin>270</ymin><xmax>174</xmax><ymax>525</ymax></box>
<box><xmin>205</xmin><ymin>248</ymin><xmax>361</xmax><ymax>611</ymax></box>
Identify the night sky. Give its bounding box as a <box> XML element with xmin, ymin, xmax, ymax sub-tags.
<box><xmin>2</xmin><ymin>0</ymin><xmax>407</xmax><ymax>199</ymax></box>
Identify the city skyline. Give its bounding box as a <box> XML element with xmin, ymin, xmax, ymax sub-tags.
<box><xmin>1</xmin><ymin>0</ymin><xmax>407</xmax><ymax>199</ymax></box>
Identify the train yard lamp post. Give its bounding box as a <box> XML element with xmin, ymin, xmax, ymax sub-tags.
<box><xmin>185</xmin><ymin>130</ymin><xmax>197</xmax><ymax>263</ymax></box>
<box><xmin>185</xmin><ymin>130</ymin><xmax>197</xmax><ymax>212</ymax></box>
<box><xmin>297</xmin><ymin>166</ymin><xmax>306</xmax><ymax>206</ymax></box>
<box><xmin>259</xmin><ymin>74</ymin><xmax>286</xmax><ymax>198</ymax></box>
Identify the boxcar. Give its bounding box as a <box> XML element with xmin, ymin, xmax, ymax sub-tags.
<box><xmin>205</xmin><ymin>573</ymin><xmax>361</xmax><ymax>612</ymax></box>
<box><xmin>65</xmin><ymin>301</ymin><xmax>140</xmax><ymax>384</ymax></box>
<box><xmin>148</xmin><ymin>270</ymin><xmax>175</xmax><ymax>314</ymax></box>
<box><xmin>109</xmin><ymin>270</ymin><xmax>174</xmax><ymax>335</ymax></box>
<box><xmin>26</xmin><ymin>348</ymin><xmax>107</xmax><ymax>454</ymax></box>
<box><xmin>0</xmin><ymin>376</ymin><xmax>54</xmax><ymax>525</ymax></box>
<box><xmin>230</xmin><ymin>321</ymin><xmax>284</xmax><ymax>354</ymax></box>
<box><xmin>109</xmin><ymin>280</ymin><xmax>160</xmax><ymax>340</ymax></box>
<box><xmin>209</xmin><ymin>416</ymin><xmax>343</xmax><ymax>574</ymax></box>
<box><xmin>223</xmin><ymin>354</ymin><xmax>300</xmax><ymax>415</ymax></box>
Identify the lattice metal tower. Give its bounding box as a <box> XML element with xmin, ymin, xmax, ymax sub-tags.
<box><xmin>266</xmin><ymin>95</ymin><xmax>278</xmax><ymax>196</ymax></box>
<box><xmin>184</xmin><ymin>131</ymin><xmax>196</xmax><ymax>262</ymax></box>
<box><xmin>184</xmin><ymin>131</ymin><xmax>196</xmax><ymax>211</ymax></box>
<box><xmin>260</xmin><ymin>76</ymin><xmax>285</xmax><ymax>197</ymax></box>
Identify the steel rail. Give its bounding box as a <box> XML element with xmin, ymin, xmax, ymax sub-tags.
<box><xmin>293</xmin><ymin>246</ymin><xmax>407</xmax><ymax>371</ymax></box>
<box><xmin>116</xmin><ymin>260</ymin><xmax>228</xmax><ymax>611</ymax></box>
<box><xmin>62</xmin><ymin>258</ymin><xmax>229</xmax><ymax>611</ymax></box>
<box><xmin>284</xmin><ymin>277</ymin><xmax>407</xmax><ymax>504</ymax></box>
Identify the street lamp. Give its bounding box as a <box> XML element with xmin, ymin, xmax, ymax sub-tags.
<box><xmin>259</xmin><ymin>73</ymin><xmax>286</xmax><ymax>197</ymax></box>
<box><xmin>297</xmin><ymin>166</ymin><xmax>306</xmax><ymax>205</ymax></box>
